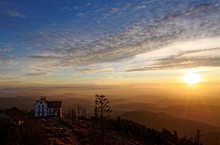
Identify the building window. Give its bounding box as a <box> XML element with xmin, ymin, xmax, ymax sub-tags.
<box><xmin>38</xmin><ymin>105</ymin><xmax>40</xmax><ymax>108</ymax></box>
<box><xmin>42</xmin><ymin>105</ymin><xmax>44</xmax><ymax>108</ymax></box>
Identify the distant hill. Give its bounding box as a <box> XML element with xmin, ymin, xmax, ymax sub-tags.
<box><xmin>155</xmin><ymin>98</ymin><xmax>220</xmax><ymax>107</ymax></box>
<box><xmin>112</xmin><ymin>99</ymin><xmax>220</xmax><ymax>128</ymax></box>
<box><xmin>120</xmin><ymin>110</ymin><xmax>220</xmax><ymax>145</ymax></box>
<box><xmin>161</xmin><ymin>104</ymin><xmax>220</xmax><ymax>127</ymax></box>
<box><xmin>111</xmin><ymin>102</ymin><xmax>159</xmax><ymax>112</ymax></box>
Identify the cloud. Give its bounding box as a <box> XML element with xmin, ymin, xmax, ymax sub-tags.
<box><xmin>0</xmin><ymin>54</ymin><xmax>10</xmax><ymax>64</ymax></box>
<box><xmin>26</xmin><ymin>55</ymin><xmax>63</xmax><ymax>68</ymax></box>
<box><xmin>7</xmin><ymin>10</ymin><xmax>26</xmax><ymax>18</ymax></box>
<box><xmin>77</xmin><ymin>67</ymin><xmax>113</xmax><ymax>74</ymax></box>
<box><xmin>25</xmin><ymin>68</ymin><xmax>52</xmax><ymax>76</ymax></box>
<box><xmin>111</xmin><ymin>8</ymin><xmax>119</xmax><ymax>13</ymax></box>
<box><xmin>0</xmin><ymin>74</ymin><xmax>17</xmax><ymax>80</ymax></box>
<box><xmin>126</xmin><ymin>47</ymin><xmax>220</xmax><ymax>72</ymax></box>
<box><xmin>26</xmin><ymin>72</ymin><xmax>50</xmax><ymax>76</ymax></box>
<box><xmin>187</xmin><ymin>3</ymin><xmax>212</xmax><ymax>15</ymax></box>
<box><xmin>7</xmin><ymin>0</ymin><xmax>220</xmax><ymax>74</ymax></box>
<box><xmin>0</xmin><ymin>48</ymin><xmax>13</xmax><ymax>53</ymax></box>
<box><xmin>126</xmin><ymin>58</ymin><xmax>220</xmax><ymax>72</ymax></box>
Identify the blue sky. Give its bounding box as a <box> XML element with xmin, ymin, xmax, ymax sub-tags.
<box><xmin>0</xmin><ymin>0</ymin><xmax>220</xmax><ymax>90</ymax></box>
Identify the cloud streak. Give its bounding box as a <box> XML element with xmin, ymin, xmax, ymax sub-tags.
<box><xmin>77</xmin><ymin>67</ymin><xmax>113</xmax><ymax>74</ymax></box>
<box><xmin>7</xmin><ymin>10</ymin><xmax>26</xmax><ymax>18</ymax></box>
<box><xmin>126</xmin><ymin>40</ymin><xmax>220</xmax><ymax>72</ymax></box>
<box><xmin>23</xmin><ymin>0</ymin><xmax>219</xmax><ymax>70</ymax></box>
<box><xmin>1</xmin><ymin>0</ymin><xmax>220</xmax><ymax>78</ymax></box>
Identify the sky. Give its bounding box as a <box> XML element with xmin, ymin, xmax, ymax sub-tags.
<box><xmin>0</xmin><ymin>0</ymin><xmax>220</xmax><ymax>100</ymax></box>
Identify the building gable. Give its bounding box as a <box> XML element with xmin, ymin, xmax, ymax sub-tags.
<box><xmin>34</xmin><ymin>97</ymin><xmax>62</xmax><ymax>118</ymax></box>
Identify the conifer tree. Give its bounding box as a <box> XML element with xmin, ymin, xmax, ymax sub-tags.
<box><xmin>94</xmin><ymin>94</ymin><xmax>111</xmax><ymax>145</ymax></box>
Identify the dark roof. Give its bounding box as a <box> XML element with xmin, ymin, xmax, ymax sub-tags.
<box><xmin>35</xmin><ymin>96</ymin><xmax>47</xmax><ymax>104</ymax></box>
<box><xmin>35</xmin><ymin>97</ymin><xmax>62</xmax><ymax>108</ymax></box>
<box><xmin>4</xmin><ymin>107</ymin><xmax>24</xmax><ymax>120</ymax></box>
<box><xmin>47</xmin><ymin>101</ymin><xmax>62</xmax><ymax>108</ymax></box>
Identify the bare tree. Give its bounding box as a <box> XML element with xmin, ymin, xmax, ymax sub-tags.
<box><xmin>195</xmin><ymin>129</ymin><xmax>203</xmax><ymax>145</ymax></box>
<box><xmin>94</xmin><ymin>94</ymin><xmax>111</xmax><ymax>145</ymax></box>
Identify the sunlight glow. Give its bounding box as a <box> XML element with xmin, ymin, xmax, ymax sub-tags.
<box><xmin>183</xmin><ymin>73</ymin><xmax>202</xmax><ymax>85</ymax></box>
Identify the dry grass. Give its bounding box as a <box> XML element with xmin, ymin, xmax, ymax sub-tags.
<box><xmin>47</xmin><ymin>127</ymin><xmax>77</xmax><ymax>145</ymax></box>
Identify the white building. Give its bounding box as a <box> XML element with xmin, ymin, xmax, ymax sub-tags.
<box><xmin>34</xmin><ymin>97</ymin><xmax>62</xmax><ymax>118</ymax></box>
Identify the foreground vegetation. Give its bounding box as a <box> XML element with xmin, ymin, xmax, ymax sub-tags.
<box><xmin>109</xmin><ymin>117</ymin><xmax>202</xmax><ymax>145</ymax></box>
<box><xmin>0</xmin><ymin>119</ymin><xmax>48</xmax><ymax>145</ymax></box>
<box><xmin>62</xmin><ymin>94</ymin><xmax>203</xmax><ymax>145</ymax></box>
<box><xmin>0</xmin><ymin>95</ymin><xmax>203</xmax><ymax>145</ymax></box>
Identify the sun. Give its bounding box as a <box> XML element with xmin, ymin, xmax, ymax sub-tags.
<box><xmin>183</xmin><ymin>73</ymin><xmax>201</xmax><ymax>85</ymax></box>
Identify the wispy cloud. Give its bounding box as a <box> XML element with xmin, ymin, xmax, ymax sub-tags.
<box><xmin>126</xmin><ymin>43</ymin><xmax>220</xmax><ymax>72</ymax></box>
<box><xmin>0</xmin><ymin>74</ymin><xmax>17</xmax><ymax>80</ymax></box>
<box><xmin>26</xmin><ymin>72</ymin><xmax>50</xmax><ymax>76</ymax></box>
<box><xmin>0</xmin><ymin>54</ymin><xmax>10</xmax><ymax>64</ymax></box>
<box><xmin>24</xmin><ymin>0</ymin><xmax>219</xmax><ymax>71</ymax></box>
<box><xmin>77</xmin><ymin>67</ymin><xmax>113</xmax><ymax>74</ymax></box>
<box><xmin>126</xmin><ymin>57</ymin><xmax>220</xmax><ymax>72</ymax></box>
<box><xmin>2</xmin><ymin>0</ymin><xmax>220</xmax><ymax>77</ymax></box>
<box><xmin>7</xmin><ymin>10</ymin><xmax>26</xmax><ymax>18</ymax></box>
<box><xmin>24</xmin><ymin>63</ymin><xmax>54</xmax><ymax>76</ymax></box>
<box><xmin>0</xmin><ymin>48</ymin><xmax>13</xmax><ymax>53</ymax></box>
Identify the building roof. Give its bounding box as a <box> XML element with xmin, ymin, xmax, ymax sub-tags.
<box><xmin>47</xmin><ymin>101</ymin><xmax>62</xmax><ymax>108</ymax></box>
<box><xmin>3</xmin><ymin>107</ymin><xmax>24</xmax><ymax>121</ymax></box>
<box><xmin>35</xmin><ymin>96</ymin><xmax>47</xmax><ymax>104</ymax></box>
<box><xmin>36</xmin><ymin>97</ymin><xmax>62</xmax><ymax>108</ymax></box>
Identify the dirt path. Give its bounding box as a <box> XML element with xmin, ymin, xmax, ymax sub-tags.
<box><xmin>55</xmin><ymin>120</ymin><xmax>83</xmax><ymax>145</ymax></box>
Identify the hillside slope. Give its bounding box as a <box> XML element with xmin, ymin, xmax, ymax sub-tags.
<box><xmin>120</xmin><ymin>110</ymin><xmax>220</xmax><ymax>145</ymax></box>
<box><xmin>162</xmin><ymin>104</ymin><xmax>220</xmax><ymax>127</ymax></box>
